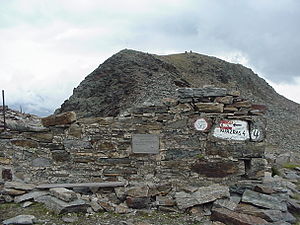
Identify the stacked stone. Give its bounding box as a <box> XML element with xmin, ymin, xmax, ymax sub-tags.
<box><xmin>0</xmin><ymin>87</ymin><xmax>268</xmax><ymax>185</ymax></box>
<box><xmin>177</xmin><ymin>86</ymin><xmax>266</xmax><ymax>116</ymax></box>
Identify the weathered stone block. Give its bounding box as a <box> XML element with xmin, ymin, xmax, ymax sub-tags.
<box><xmin>191</xmin><ymin>159</ymin><xmax>245</xmax><ymax>178</ymax></box>
<box><xmin>232</xmin><ymin>101</ymin><xmax>252</xmax><ymax>108</ymax></box>
<box><xmin>246</xmin><ymin>158</ymin><xmax>267</xmax><ymax>179</ymax></box>
<box><xmin>223</xmin><ymin>106</ymin><xmax>239</xmax><ymax>112</ymax></box>
<box><xmin>68</xmin><ymin>123</ymin><xmax>82</xmax><ymax>138</ymax></box>
<box><xmin>156</xmin><ymin>196</ymin><xmax>175</xmax><ymax>206</ymax></box>
<box><xmin>166</xmin><ymin>119</ymin><xmax>187</xmax><ymax>129</ymax></box>
<box><xmin>64</xmin><ymin>139</ymin><xmax>91</xmax><ymax>149</ymax></box>
<box><xmin>23</xmin><ymin>132</ymin><xmax>53</xmax><ymax>142</ymax></box>
<box><xmin>5</xmin><ymin>182</ymin><xmax>35</xmax><ymax>191</ymax></box>
<box><xmin>236</xmin><ymin>203</ymin><xmax>295</xmax><ymax>223</ymax></box>
<box><xmin>211</xmin><ymin>207</ymin><xmax>268</xmax><ymax>225</ymax></box>
<box><xmin>0</xmin><ymin>157</ymin><xmax>12</xmax><ymax>165</ymax></box>
<box><xmin>126</xmin><ymin>196</ymin><xmax>151</xmax><ymax>209</ymax></box>
<box><xmin>14</xmin><ymin>191</ymin><xmax>48</xmax><ymax>203</ymax></box>
<box><xmin>31</xmin><ymin>157</ymin><xmax>52</xmax><ymax>167</ymax></box>
<box><xmin>195</xmin><ymin>103</ymin><xmax>224</xmax><ymax>113</ymax></box>
<box><xmin>206</xmin><ymin>141</ymin><xmax>265</xmax><ymax>158</ymax></box>
<box><xmin>42</xmin><ymin>111</ymin><xmax>76</xmax><ymax>127</ymax></box>
<box><xmin>165</xmin><ymin>149</ymin><xmax>201</xmax><ymax>160</ymax></box>
<box><xmin>96</xmin><ymin>158</ymin><xmax>132</xmax><ymax>166</ymax></box>
<box><xmin>242</xmin><ymin>190</ymin><xmax>287</xmax><ymax>211</ymax></box>
<box><xmin>11</xmin><ymin>139</ymin><xmax>39</xmax><ymax>148</ymax></box>
<box><xmin>177</xmin><ymin>87</ymin><xmax>227</xmax><ymax>98</ymax></box>
<box><xmin>3</xmin><ymin>188</ymin><xmax>26</xmax><ymax>196</ymax></box>
<box><xmin>51</xmin><ymin>150</ymin><xmax>70</xmax><ymax>162</ymax></box>
<box><xmin>215</xmin><ymin>96</ymin><xmax>233</xmax><ymax>104</ymax></box>
<box><xmin>3</xmin><ymin>215</ymin><xmax>36</xmax><ymax>225</ymax></box>
<box><xmin>103</xmin><ymin>168</ymin><xmax>137</xmax><ymax>177</ymax></box>
<box><xmin>213</xmin><ymin>198</ymin><xmax>238</xmax><ymax>211</ymax></box>
<box><xmin>35</xmin><ymin>195</ymin><xmax>88</xmax><ymax>214</ymax></box>
<box><xmin>50</xmin><ymin>188</ymin><xmax>77</xmax><ymax>202</ymax></box>
<box><xmin>175</xmin><ymin>184</ymin><xmax>230</xmax><ymax>209</ymax></box>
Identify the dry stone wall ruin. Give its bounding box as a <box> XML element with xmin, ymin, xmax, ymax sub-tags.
<box><xmin>0</xmin><ymin>87</ymin><xmax>267</xmax><ymax>185</ymax></box>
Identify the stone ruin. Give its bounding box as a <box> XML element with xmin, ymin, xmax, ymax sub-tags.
<box><xmin>1</xmin><ymin>87</ymin><xmax>299</xmax><ymax>224</ymax></box>
<box><xmin>0</xmin><ymin>86</ymin><xmax>267</xmax><ymax>184</ymax></box>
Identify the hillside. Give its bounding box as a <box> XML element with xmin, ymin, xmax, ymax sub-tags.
<box><xmin>58</xmin><ymin>49</ymin><xmax>300</xmax><ymax>154</ymax></box>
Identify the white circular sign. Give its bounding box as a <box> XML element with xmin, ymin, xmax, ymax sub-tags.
<box><xmin>250</xmin><ymin>128</ymin><xmax>261</xmax><ymax>141</ymax></box>
<box><xmin>194</xmin><ymin>118</ymin><xmax>209</xmax><ymax>131</ymax></box>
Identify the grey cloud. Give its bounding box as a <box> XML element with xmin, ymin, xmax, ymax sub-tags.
<box><xmin>128</xmin><ymin>0</ymin><xmax>300</xmax><ymax>82</ymax></box>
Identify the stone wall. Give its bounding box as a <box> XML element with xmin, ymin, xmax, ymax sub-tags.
<box><xmin>0</xmin><ymin>87</ymin><xmax>267</xmax><ymax>186</ymax></box>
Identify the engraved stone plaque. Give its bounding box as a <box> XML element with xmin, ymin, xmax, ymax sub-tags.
<box><xmin>132</xmin><ymin>134</ymin><xmax>159</xmax><ymax>154</ymax></box>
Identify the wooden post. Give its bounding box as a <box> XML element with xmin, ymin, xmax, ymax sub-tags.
<box><xmin>2</xmin><ymin>90</ymin><xmax>6</xmax><ymax>130</ymax></box>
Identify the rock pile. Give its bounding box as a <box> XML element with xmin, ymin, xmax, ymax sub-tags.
<box><xmin>1</xmin><ymin>169</ymin><xmax>299</xmax><ymax>224</ymax></box>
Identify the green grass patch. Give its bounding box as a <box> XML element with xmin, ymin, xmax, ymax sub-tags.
<box><xmin>271</xmin><ymin>166</ymin><xmax>281</xmax><ymax>176</ymax></box>
<box><xmin>282</xmin><ymin>163</ymin><xmax>300</xmax><ymax>169</ymax></box>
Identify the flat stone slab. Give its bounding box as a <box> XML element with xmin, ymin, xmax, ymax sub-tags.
<box><xmin>211</xmin><ymin>207</ymin><xmax>268</xmax><ymax>225</ymax></box>
<box><xmin>242</xmin><ymin>190</ymin><xmax>287</xmax><ymax>211</ymax></box>
<box><xmin>175</xmin><ymin>184</ymin><xmax>229</xmax><ymax>209</ymax></box>
<box><xmin>36</xmin><ymin>182</ymin><xmax>126</xmax><ymax>189</ymax></box>
<box><xmin>236</xmin><ymin>203</ymin><xmax>295</xmax><ymax>223</ymax></box>
<box><xmin>3</xmin><ymin>215</ymin><xmax>36</xmax><ymax>225</ymax></box>
<box><xmin>177</xmin><ymin>87</ymin><xmax>227</xmax><ymax>98</ymax></box>
<box><xmin>14</xmin><ymin>191</ymin><xmax>48</xmax><ymax>203</ymax></box>
<box><xmin>4</xmin><ymin>182</ymin><xmax>35</xmax><ymax>191</ymax></box>
<box><xmin>35</xmin><ymin>195</ymin><xmax>89</xmax><ymax>214</ymax></box>
<box><xmin>50</xmin><ymin>187</ymin><xmax>77</xmax><ymax>202</ymax></box>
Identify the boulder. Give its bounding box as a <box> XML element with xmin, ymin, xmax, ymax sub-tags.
<box><xmin>14</xmin><ymin>191</ymin><xmax>48</xmax><ymax>203</ymax></box>
<box><xmin>35</xmin><ymin>195</ymin><xmax>88</xmax><ymax>214</ymax></box>
<box><xmin>242</xmin><ymin>190</ymin><xmax>287</xmax><ymax>211</ymax></box>
<box><xmin>41</xmin><ymin>111</ymin><xmax>76</xmax><ymax>127</ymax></box>
<box><xmin>175</xmin><ymin>184</ymin><xmax>230</xmax><ymax>209</ymax></box>
<box><xmin>235</xmin><ymin>203</ymin><xmax>295</xmax><ymax>222</ymax></box>
<box><xmin>126</xmin><ymin>196</ymin><xmax>151</xmax><ymax>209</ymax></box>
<box><xmin>126</xmin><ymin>186</ymin><xmax>149</xmax><ymax>198</ymax></box>
<box><xmin>3</xmin><ymin>215</ymin><xmax>36</xmax><ymax>225</ymax></box>
<box><xmin>50</xmin><ymin>187</ymin><xmax>77</xmax><ymax>202</ymax></box>
<box><xmin>211</xmin><ymin>207</ymin><xmax>268</xmax><ymax>225</ymax></box>
<box><xmin>114</xmin><ymin>203</ymin><xmax>132</xmax><ymax>214</ymax></box>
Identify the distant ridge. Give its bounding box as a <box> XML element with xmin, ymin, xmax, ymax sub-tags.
<box><xmin>58</xmin><ymin>49</ymin><xmax>300</xmax><ymax>154</ymax></box>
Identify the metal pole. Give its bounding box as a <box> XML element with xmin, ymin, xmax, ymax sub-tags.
<box><xmin>2</xmin><ymin>90</ymin><xmax>6</xmax><ymax>130</ymax></box>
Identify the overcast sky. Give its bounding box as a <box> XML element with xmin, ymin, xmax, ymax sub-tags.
<box><xmin>1</xmin><ymin>0</ymin><xmax>300</xmax><ymax>116</ymax></box>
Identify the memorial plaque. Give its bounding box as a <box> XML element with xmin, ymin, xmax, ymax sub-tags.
<box><xmin>213</xmin><ymin>119</ymin><xmax>250</xmax><ymax>141</ymax></box>
<box><xmin>132</xmin><ymin>134</ymin><xmax>159</xmax><ymax>154</ymax></box>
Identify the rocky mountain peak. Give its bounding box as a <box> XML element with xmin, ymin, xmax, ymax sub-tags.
<box><xmin>58</xmin><ymin>49</ymin><xmax>300</xmax><ymax>154</ymax></box>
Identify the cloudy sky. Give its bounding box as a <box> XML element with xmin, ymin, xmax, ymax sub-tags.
<box><xmin>1</xmin><ymin>0</ymin><xmax>300</xmax><ymax>116</ymax></box>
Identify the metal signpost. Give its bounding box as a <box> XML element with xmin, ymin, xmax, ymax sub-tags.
<box><xmin>2</xmin><ymin>90</ymin><xmax>6</xmax><ymax>130</ymax></box>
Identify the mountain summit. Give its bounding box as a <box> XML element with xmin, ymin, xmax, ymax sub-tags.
<box><xmin>58</xmin><ymin>49</ymin><xmax>300</xmax><ymax>154</ymax></box>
